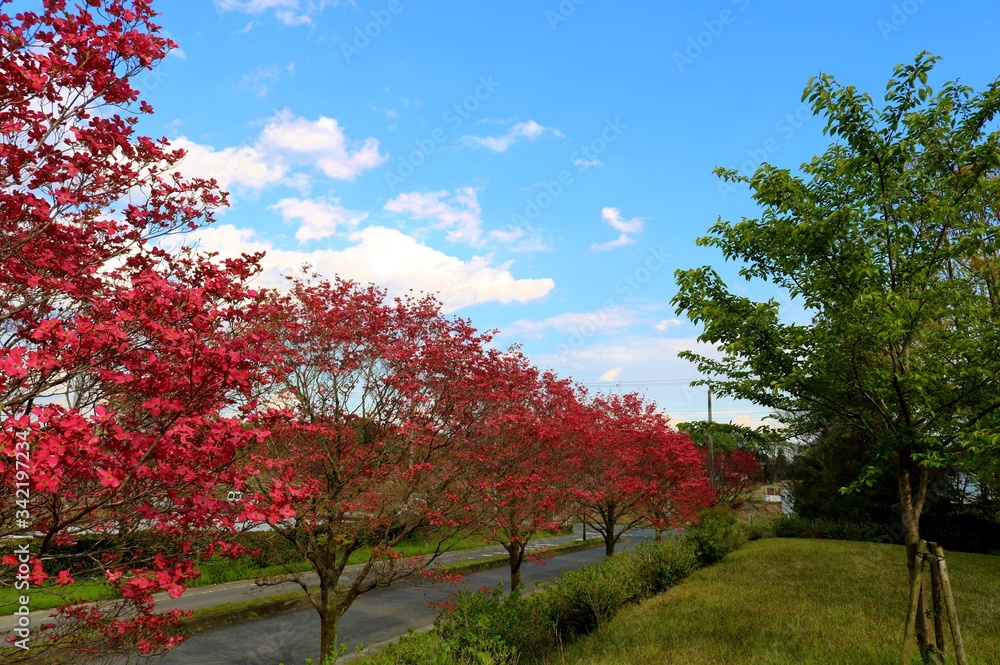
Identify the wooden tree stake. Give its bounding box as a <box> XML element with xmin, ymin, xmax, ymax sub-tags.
<box><xmin>927</xmin><ymin>542</ymin><xmax>945</xmax><ymax>656</ymax></box>
<box><xmin>903</xmin><ymin>540</ymin><xmax>928</xmax><ymax>665</ymax></box>
<box><xmin>935</xmin><ymin>544</ymin><xmax>968</xmax><ymax>665</ymax></box>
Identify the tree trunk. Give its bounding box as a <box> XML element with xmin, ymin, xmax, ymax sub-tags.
<box><xmin>506</xmin><ymin>541</ymin><xmax>525</xmax><ymax>594</ymax></box>
<box><xmin>898</xmin><ymin>463</ymin><xmax>934</xmax><ymax>663</ymax></box>
<box><xmin>320</xmin><ymin>605</ymin><xmax>345</xmax><ymax>664</ymax></box>
<box><xmin>601</xmin><ymin>502</ymin><xmax>618</xmax><ymax>556</ymax></box>
<box><xmin>316</xmin><ymin>570</ymin><xmax>348</xmax><ymax>665</ymax></box>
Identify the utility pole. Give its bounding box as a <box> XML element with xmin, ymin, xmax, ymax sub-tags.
<box><xmin>707</xmin><ymin>385</ymin><xmax>715</xmax><ymax>490</ymax></box>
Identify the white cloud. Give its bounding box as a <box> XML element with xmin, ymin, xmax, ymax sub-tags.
<box><xmin>486</xmin><ymin>225</ymin><xmax>550</xmax><ymax>253</ymax></box>
<box><xmin>384</xmin><ymin>187</ymin><xmax>484</xmax><ymax>245</ymax></box>
<box><xmin>530</xmin><ymin>336</ymin><xmax>775</xmax><ymax>426</ymax></box>
<box><xmin>183</xmin><ymin>224</ymin><xmax>554</xmax><ymax>312</ymax></box>
<box><xmin>601</xmin><ymin>206</ymin><xmax>644</xmax><ymax>234</ymax></box>
<box><xmin>590</xmin><ymin>233</ymin><xmax>634</xmax><ymax>252</ymax></box>
<box><xmin>215</xmin><ymin>0</ymin><xmax>342</xmax><ymax>26</ymax></box>
<box><xmin>462</xmin><ymin>120</ymin><xmax>563</xmax><ymax>153</ymax></box>
<box><xmin>591</xmin><ymin>207</ymin><xmax>645</xmax><ymax>252</ymax></box>
<box><xmin>487</xmin><ymin>227</ymin><xmax>524</xmax><ymax>244</ymax></box>
<box><xmin>275</xmin><ymin>8</ymin><xmax>312</xmax><ymax>25</ymax></box>
<box><xmin>259</xmin><ymin>110</ymin><xmax>387</xmax><ymax>180</ymax></box>
<box><xmin>599</xmin><ymin>367</ymin><xmax>622</xmax><ymax>382</ymax></box>
<box><xmin>550</xmin><ymin>336</ymin><xmax>717</xmax><ymax>367</ymax></box>
<box><xmin>269</xmin><ymin>197</ymin><xmax>368</xmax><ymax>242</ymax></box>
<box><xmin>241</xmin><ymin>62</ymin><xmax>294</xmax><ymax>97</ymax></box>
<box><xmin>573</xmin><ymin>157</ymin><xmax>603</xmax><ymax>169</ymax></box>
<box><xmin>654</xmin><ymin>318</ymin><xmax>685</xmax><ymax>332</ymax></box>
<box><xmin>503</xmin><ymin>307</ymin><xmax>636</xmax><ymax>338</ymax></box>
<box><xmin>171</xmin><ymin>137</ymin><xmax>288</xmax><ymax>190</ymax></box>
<box><xmin>170</xmin><ymin>110</ymin><xmax>385</xmax><ymax>192</ymax></box>
<box><xmin>384</xmin><ymin>187</ymin><xmax>547</xmax><ymax>251</ymax></box>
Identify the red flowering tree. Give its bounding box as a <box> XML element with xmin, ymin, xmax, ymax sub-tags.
<box><xmin>458</xmin><ymin>354</ymin><xmax>580</xmax><ymax>592</ymax></box>
<box><xmin>241</xmin><ymin>275</ymin><xmax>496</xmax><ymax>664</ymax></box>
<box><xmin>573</xmin><ymin>393</ymin><xmax>711</xmax><ymax>555</ymax></box>
<box><xmin>713</xmin><ymin>448</ymin><xmax>764</xmax><ymax>509</ymax></box>
<box><xmin>639</xmin><ymin>436</ymin><xmax>715</xmax><ymax>540</ymax></box>
<box><xmin>1</xmin><ymin>2</ymin><xmax>278</xmax><ymax>661</ymax></box>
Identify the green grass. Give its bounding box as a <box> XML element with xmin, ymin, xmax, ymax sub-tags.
<box><xmin>555</xmin><ymin>538</ymin><xmax>1000</xmax><ymax>665</ymax></box>
<box><xmin>0</xmin><ymin>528</ymin><xmax>571</xmax><ymax>614</ymax></box>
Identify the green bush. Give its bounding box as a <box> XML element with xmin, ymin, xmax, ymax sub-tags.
<box><xmin>539</xmin><ymin>538</ymin><xmax>699</xmax><ymax>641</ymax></box>
<box><xmin>435</xmin><ymin>584</ymin><xmax>549</xmax><ymax>664</ymax></box>
<box><xmin>623</xmin><ymin>538</ymin><xmax>698</xmax><ymax>595</ymax></box>
<box><xmin>745</xmin><ymin>519</ymin><xmax>768</xmax><ymax>541</ymax></box>
<box><xmin>356</xmin><ymin>629</ymin><xmax>453</xmax><ymax>664</ymax></box>
<box><xmin>771</xmin><ymin>515</ymin><xmax>883</xmax><ymax>542</ymax></box>
<box><xmin>358</xmin><ymin>536</ymin><xmax>727</xmax><ymax>665</ymax></box>
<box><xmin>541</xmin><ymin>562</ymin><xmax>628</xmax><ymax>638</ymax></box>
<box><xmin>773</xmin><ymin>514</ymin><xmax>811</xmax><ymax>538</ymax></box>
<box><xmin>685</xmin><ymin>507</ymin><xmax>747</xmax><ymax>566</ymax></box>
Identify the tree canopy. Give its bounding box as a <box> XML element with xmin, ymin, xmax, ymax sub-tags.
<box><xmin>672</xmin><ymin>52</ymin><xmax>1000</xmax><ymax>659</ymax></box>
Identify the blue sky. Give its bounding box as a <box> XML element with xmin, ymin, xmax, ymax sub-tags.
<box><xmin>132</xmin><ymin>0</ymin><xmax>1000</xmax><ymax>426</ymax></box>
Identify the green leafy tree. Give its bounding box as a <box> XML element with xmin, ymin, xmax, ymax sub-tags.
<box><xmin>677</xmin><ymin>420</ymin><xmax>789</xmax><ymax>481</ymax></box>
<box><xmin>672</xmin><ymin>53</ymin><xmax>1000</xmax><ymax>660</ymax></box>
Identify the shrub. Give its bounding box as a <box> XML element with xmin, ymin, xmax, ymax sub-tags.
<box><xmin>771</xmin><ymin>515</ymin><xmax>884</xmax><ymax>542</ymax></box>
<box><xmin>773</xmin><ymin>514</ymin><xmax>811</xmax><ymax>538</ymax></box>
<box><xmin>359</xmin><ymin>535</ymin><xmax>728</xmax><ymax>665</ymax></box>
<box><xmin>685</xmin><ymin>507</ymin><xmax>747</xmax><ymax>566</ymax></box>
<box><xmin>434</xmin><ymin>584</ymin><xmax>551</xmax><ymax>664</ymax></box>
<box><xmin>538</xmin><ymin>538</ymin><xmax>699</xmax><ymax>641</ymax></box>
<box><xmin>745</xmin><ymin>519</ymin><xmax>768</xmax><ymax>541</ymax></box>
<box><xmin>359</xmin><ymin>628</ymin><xmax>453</xmax><ymax>664</ymax></box>
<box><xmin>627</xmin><ymin>538</ymin><xmax>699</xmax><ymax>594</ymax></box>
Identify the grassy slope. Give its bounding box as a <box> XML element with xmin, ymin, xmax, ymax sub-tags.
<box><xmin>558</xmin><ymin>538</ymin><xmax>1000</xmax><ymax>665</ymax></box>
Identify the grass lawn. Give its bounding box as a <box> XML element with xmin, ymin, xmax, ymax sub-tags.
<box><xmin>556</xmin><ymin>538</ymin><xmax>1000</xmax><ymax>665</ymax></box>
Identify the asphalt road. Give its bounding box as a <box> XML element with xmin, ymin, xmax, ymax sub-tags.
<box><xmin>0</xmin><ymin>526</ymin><xmax>588</xmax><ymax>633</ymax></box>
<box><xmin>158</xmin><ymin>530</ymin><xmax>651</xmax><ymax>665</ymax></box>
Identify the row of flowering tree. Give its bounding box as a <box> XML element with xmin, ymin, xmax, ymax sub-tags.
<box><xmin>229</xmin><ymin>276</ymin><xmax>717</xmax><ymax>659</ymax></box>
<box><xmin>0</xmin><ymin>2</ymin><xmax>724</xmax><ymax>664</ymax></box>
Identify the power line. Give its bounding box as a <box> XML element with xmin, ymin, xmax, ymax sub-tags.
<box><xmin>579</xmin><ymin>379</ymin><xmax>705</xmax><ymax>387</ymax></box>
